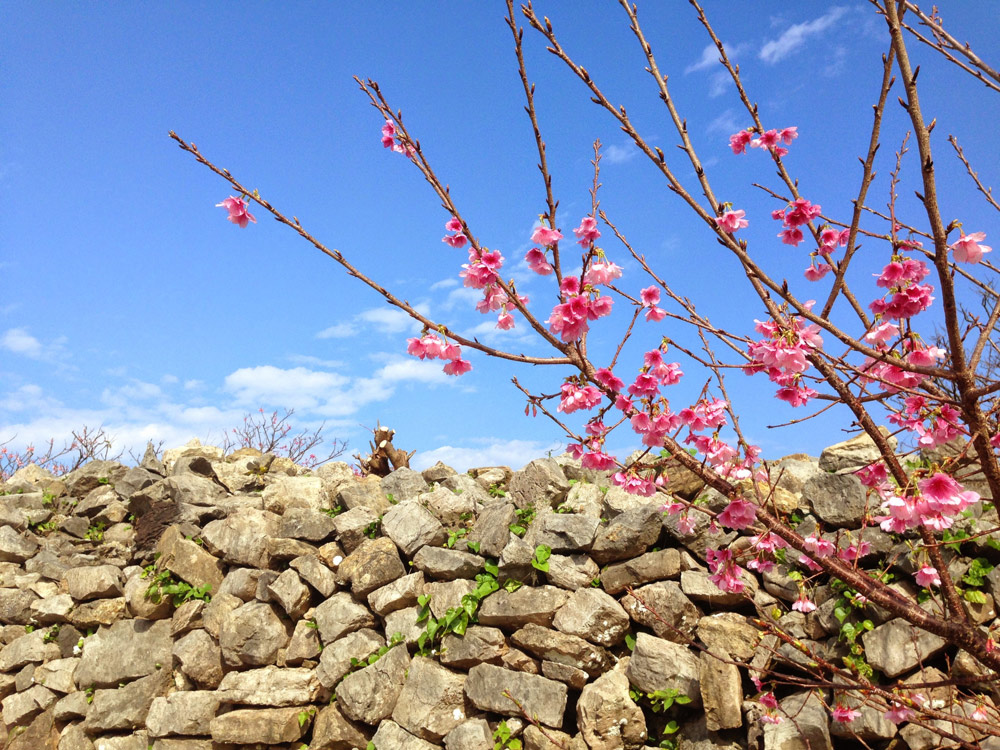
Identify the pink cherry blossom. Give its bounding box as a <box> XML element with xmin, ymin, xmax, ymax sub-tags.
<box><xmin>531</xmin><ymin>225</ymin><xmax>563</xmax><ymax>246</ymax></box>
<box><xmin>754</xmin><ymin>129</ymin><xmax>781</xmax><ymax>149</ymax></box>
<box><xmin>802</xmin><ymin>533</ymin><xmax>836</xmax><ymax>558</ymax></box>
<box><xmin>782</xmin><ymin>198</ymin><xmax>822</xmax><ymax>227</ymax></box>
<box><xmin>792</xmin><ymin>595</ymin><xmax>816</xmax><ymax>613</ymax></box>
<box><xmin>496</xmin><ymin>312</ymin><xmax>515</xmax><ymax>330</ymax></box>
<box><xmin>950</xmin><ymin>231</ymin><xmax>991</xmax><ymax>264</ymax></box>
<box><xmin>216</xmin><ymin>196</ymin><xmax>256</xmax><ymax>228</ymax></box>
<box><xmin>442</xmin><ymin>358</ymin><xmax>472</xmax><ymax>376</ymax></box>
<box><xmin>863</xmin><ymin>321</ymin><xmax>900</xmax><ymax>347</ymax></box>
<box><xmin>804</xmin><ymin>262</ymin><xmax>832</xmax><ymax>281</ymax></box>
<box><xmin>779</xmin><ymin>126</ymin><xmax>798</xmax><ymax>144</ymax></box>
<box><xmin>639</xmin><ymin>286</ymin><xmax>667</xmax><ymax>321</ymax></box>
<box><xmin>381</xmin><ymin>120</ymin><xmax>396</xmax><ymax>148</ymax></box>
<box><xmin>715</xmin><ymin>209</ymin><xmax>748</xmax><ymax>233</ymax></box>
<box><xmin>557</xmin><ymin>383</ymin><xmax>603</xmax><ymax>414</ymax></box>
<box><xmin>718</xmin><ymin>498</ymin><xmax>756</xmax><ymax>530</ymax></box>
<box><xmin>705</xmin><ymin>548</ymin><xmax>745</xmax><ymax>594</ymax></box>
<box><xmin>584</xmin><ymin>261</ymin><xmax>623</xmax><ymax>287</ymax></box>
<box><xmin>573</xmin><ymin>216</ymin><xmax>602</xmax><ymax>246</ymax></box>
<box><xmin>594</xmin><ymin>367</ymin><xmax>624</xmax><ymax>392</ymax></box>
<box><xmin>915</xmin><ymin>566</ymin><xmax>941</xmax><ymax>587</ymax></box>
<box><xmin>831</xmin><ymin>705</ymin><xmax>861</xmax><ymax>723</ymax></box>
<box><xmin>729</xmin><ymin>130</ymin><xmax>753</xmax><ymax>154</ymax></box>
<box><xmin>778</xmin><ymin>227</ymin><xmax>804</xmax><ymax>246</ymax></box>
<box><xmin>885</xmin><ymin>704</ymin><xmax>913</xmax><ymax>724</ymax></box>
<box><xmin>525</xmin><ymin>248</ymin><xmax>554</xmax><ymax>275</ymax></box>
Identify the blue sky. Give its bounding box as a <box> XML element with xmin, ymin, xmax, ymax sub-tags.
<box><xmin>2</xmin><ymin>3</ymin><xmax>998</xmax><ymax>472</ymax></box>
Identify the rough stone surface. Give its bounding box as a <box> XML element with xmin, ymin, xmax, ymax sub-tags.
<box><xmin>218</xmin><ymin>601</ymin><xmax>291</xmax><ymax>668</ymax></box>
<box><xmin>803</xmin><ymin>472</ymin><xmax>870</xmax><ymax>528</ymax></box>
<box><xmin>382</xmin><ymin>502</ymin><xmax>447</xmax><ymax>556</ymax></box>
<box><xmin>552</xmin><ymin>588</ymin><xmax>630</xmax><ymax>646</ymax></box>
<box><xmin>391</xmin><ymin>655</ymin><xmax>467</xmax><ymax>741</ymax></box>
<box><xmin>862</xmin><ymin>618</ymin><xmax>948</xmax><ymax>678</ymax></box>
<box><xmin>576</xmin><ymin>660</ymin><xmax>646</xmax><ymax>750</ymax></box>
<box><xmin>210</xmin><ymin>707</ymin><xmax>310</xmax><ymax>744</ymax></box>
<box><xmin>336</xmin><ymin>641</ymin><xmax>410</xmax><ymax>725</ymax></box>
<box><xmin>75</xmin><ymin>619</ymin><xmax>173</xmax><ymax>688</ymax></box>
<box><xmin>626</xmin><ymin>633</ymin><xmax>701</xmax><ymax>704</ymax></box>
<box><xmin>465</xmin><ymin>663</ymin><xmax>568</xmax><ymax>728</ymax></box>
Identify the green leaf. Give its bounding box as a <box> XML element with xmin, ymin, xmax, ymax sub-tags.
<box><xmin>625</xmin><ymin>633</ymin><xmax>636</xmax><ymax>651</ymax></box>
<box><xmin>483</xmin><ymin>559</ymin><xmax>499</xmax><ymax>577</ymax></box>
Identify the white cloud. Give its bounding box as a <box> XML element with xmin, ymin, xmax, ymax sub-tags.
<box><xmin>603</xmin><ymin>143</ymin><xmax>639</xmax><ymax>165</ymax></box>
<box><xmin>183</xmin><ymin>379</ymin><xmax>204</xmax><ymax>390</ymax></box>
<box><xmin>706</xmin><ymin>109</ymin><xmax>741</xmax><ymax>137</ymax></box>
<box><xmin>316</xmin><ymin>322</ymin><xmax>357</xmax><ymax>339</ymax></box>
<box><xmin>686</xmin><ymin>44</ymin><xmax>721</xmax><ymax>74</ymax></box>
<box><xmin>224</xmin><ymin>366</ymin><xmax>351</xmax><ymax>410</ymax></box>
<box><xmin>1</xmin><ymin>328</ymin><xmax>42</xmax><ymax>358</ymax></box>
<box><xmin>357</xmin><ymin>307</ymin><xmax>425</xmax><ymax>335</ymax></box>
<box><xmin>161</xmin><ymin>374</ymin><xmax>179</xmax><ymax>385</ymax></box>
<box><xmin>287</xmin><ymin>354</ymin><xmax>345</xmax><ymax>369</ymax></box>
<box><xmin>0</xmin><ymin>384</ymin><xmax>62</xmax><ymax>413</ymax></box>
<box><xmin>413</xmin><ymin>437</ymin><xmax>564</xmax><ymax>473</ymax></box>
<box><xmin>708</xmin><ymin>71</ymin><xmax>731</xmax><ymax>98</ymax></box>
<box><xmin>759</xmin><ymin>7</ymin><xmax>848</xmax><ymax>64</ymax></box>
<box><xmin>431</xmin><ymin>278</ymin><xmax>459</xmax><ymax>291</ymax></box>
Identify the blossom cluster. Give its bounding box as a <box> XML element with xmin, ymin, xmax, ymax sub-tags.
<box><xmin>729</xmin><ymin>126</ymin><xmax>798</xmax><ymax>157</ymax></box>
<box><xmin>744</xmin><ymin>308</ymin><xmax>823</xmax><ymax>407</ymax></box>
<box><xmin>405</xmin><ymin>334</ymin><xmax>471</xmax><ymax>376</ymax></box>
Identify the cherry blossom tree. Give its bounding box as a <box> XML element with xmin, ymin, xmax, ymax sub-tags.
<box><xmin>175</xmin><ymin>1</ymin><xmax>1000</xmax><ymax>744</ymax></box>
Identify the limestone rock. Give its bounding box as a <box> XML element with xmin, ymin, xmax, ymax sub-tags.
<box><xmin>479</xmin><ymin>586</ymin><xmax>569</xmax><ymax>628</ymax></box>
<box><xmin>621</xmin><ymin>581</ymin><xmax>701</xmax><ymax>644</ymax></box>
<box><xmin>336</xmin><ymin>536</ymin><xmax>405</xmax><ymax>596</ymax></box>
<box><xmin>465</xmin><ymin>663</ymin><xmax>567</xmax><ymax>728</ymax></box>
<box><xmin>862</xmin><ymin>618</ymin><xmax>948</xmax><ymax>678</ymax></box>
<box><xmin>311</xmin><ymin>702</ymin><xmax>369</xmax><ymax>750</ymax></box>
<box><xmin>313</xmin><ymin>592</ymin><xmax>376</xmax><ymax>645</ymax></box>
<box><xmin>218</xmin><ymin>601</ymin><xmax>291</xmax><ymax>668</ymax></box>
<box><xmin>382</xmin><ymin>502</ymin><xmax>447</xmax><ymax>556</ymax></box>
<box><xmin>552</xmin><ymin>588</ymin><xmax>630</xmax><ymax>647</ymax></box>
<box><xmin>508</xmin><ymin>459</ymin><xmax>570</xmax><ymax>511</ymax></box>
<box><xmin>392</xmin><ymin>655</ymin><xmax>467</xmax><ymax>740</ymax></box>
<box><xmin>336</xmin><ymin>641</ymin><xmax>410</xmax><ymax>724</ymax></box>
<box><xmin>145</xmin><ymin>690</ymin><xmax>221</xmax><ymax>737</ymax></box>
<box><xmin>576</xmin><ymin>659</ymin><xmax>646</xmax><ymax>750</ymax></box>
<box><xmin>75</xmin><ymin>618</ymin><xmax>173</xmax><ymax>688</ymax></box>
<box><xmin>626</xmin><ymin>633</ymin><xmax>701</xmax><ymax>704</ymax></box>
<box><xmin>210</xmin><ymin>707</ymin><xmax>310</xmax><ymax>744</ymax></box>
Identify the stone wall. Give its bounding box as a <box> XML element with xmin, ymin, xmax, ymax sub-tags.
<box><xmin>0</xmin><ymin>434</ymin><xmax>996</xmax><ymax>750</ymax></box>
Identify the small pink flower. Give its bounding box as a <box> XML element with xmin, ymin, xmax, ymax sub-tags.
<box><xmin>915</xmin><ymin>565</ymin><xmax>940</xmax><ymax>587</ymax></box>
<box><xmin>216</xmin><ymin>196</ymin><xmax>256</xmax><ymax>228</ymax></box>
<box><xmin>779</xmin><ymin>126</ymin><xmax>798</xmax><ymax>144</ymax></box>
<box><xmin>832</xmin><ymin>705</ymin><xmax>861</xmax><ymax>723</ymax></box>
<box><xmin>573</xmin><ymin>216</ymin><xmax>601</xmax><ymax>246</ymax></box>
<box><xmin>715</xmin><ymin>209</ymin><xmax>749</xmax><ymax>233</ymax></box>
<box><xmin>804</xmin><ymin>262</ymin><xmax>832</xmax><ymax>281</ymax></box>
<box><xmin>792</xmin><ymin>595</ymin><xmax>816</xmax><ymax>613</ymax></box>
<box><xmin>729</xmin><ymin>130</ymin><xmax>753</xmax><ymax>155</ymax></box>
<box><xmin>442</xmin><ymin>358</ymin><xmax>472</xmax><ymax>376</ymax></box>
<box><xmin>950</xmin><ymin>231</ymin><xmax>991</xmax><ymax>264</ymax></box>
<box><xmin>531</xmin><ymin>225</ymin><xmax>563</xmax><ymax>246</ymax></box>
<box><xmin>760</xmin><ymin>692</ymin><xmax>778</xmax><ymax>710</ymax></box>
<box><xmin>718</xmin><ymin>498</ymin><xmax>756</xmax><ymax>530</ymax></box>
<box><xmin>779</xmin><ymin>227</ymin><xmax>804</xmax><ymax>246</ymax></box>
<box><xmin>885</xmin><ymin>702</ymin><xmax>914</xmax><ymax>724</ymax></box>
<box><xmin>525</xmin><ymin>248</ymin><xmax>554</xmax><ymax>275</ymax></box>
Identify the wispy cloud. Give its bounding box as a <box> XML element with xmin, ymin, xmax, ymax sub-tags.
<box><xmin>1</xmin><ymin>328</ymin><xmax>69</xmax><ymax>365</ymax></box>
<box><xmin>414</xmin><ymin>437</ymin><xmax>565</xmax><ymax>472</ymax></box>
<box><xmin>316</xmin><ymin>322</ymin><xmax>356</xmax><ymax>339</ymax></box>
<box><xmin>224</xmin><ymin>366</ymin><xmax>351</xmax><ymax>410</ymax></box>
<box><xmin>759</xmin><ymin>7</ymin><xmax>848</xmax><ymax>64</ymax></box>
<box><xmin>317</xmin><ymin>305</ymin><xmax>428</xmax><ymax>340</ymax></box>
<box><xmin>603</xmin><ymin>143</ymin><xmax>639</xmax><ymax>165</ymax></box>
<box><xmin>2</xmin><ymin>328</ymin><xmax>43</xmax><ymax>358</ymax></box>
<box><xmin>706</xmin><ymin>109</ymin><xmax>741</xmax><ymax>137</ymax></box>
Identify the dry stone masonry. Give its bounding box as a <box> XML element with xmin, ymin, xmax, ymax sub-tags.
<box><xmin>0</xmin><ymin>434</ymin><xmax>996</xmax><ymax>749</ymax></box>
